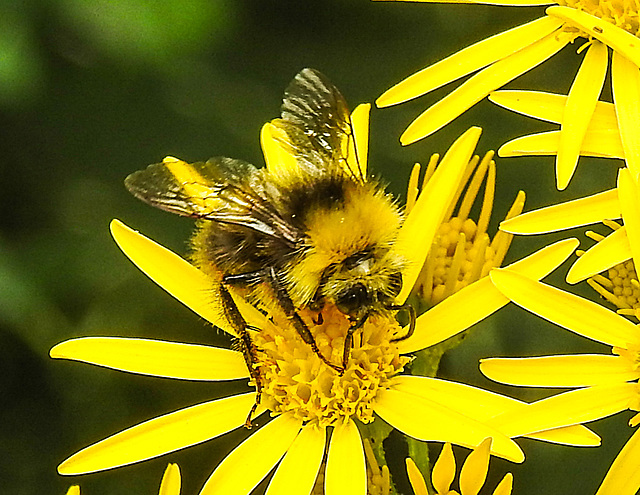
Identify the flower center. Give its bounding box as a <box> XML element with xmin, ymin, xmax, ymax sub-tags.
<box><xmin>417</xmin><ymin>216</ymin><xmax>501</xmax><ymax>305</ymax></box>
<box><xmin>253</xmin><ymin>306</ymin><xmax>409</xmax><ymax>428</ymax></box>
<box><xmin>557</xmin><ymin>0</ymin><xmax>640</xmax><ymax>37</ymax></box>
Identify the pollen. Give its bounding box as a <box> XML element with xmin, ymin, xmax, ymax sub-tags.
<box><xmin>408</xmin><ymin>151</ymin><xmax>525</xmax><ymax>306</ymax></box>
<box><xmin>583</xmin><ymin>221</ymin><xmax>640</xmax><ymax>321</ymax></box>
<box><xmin>253</xmin><ymin>306</ymin><xmax>410</xmax><ymax>428</ymax></box>
<box><xmin>558</xmin><ymin>0</ymin><xmax>640</xmax><ymax>37</ymax></box>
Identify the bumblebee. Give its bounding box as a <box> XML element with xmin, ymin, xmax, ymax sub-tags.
<box><xmin>125</xmin><ymin>68</ymin><xmax>414</xmax><ymax>395</ymax></box>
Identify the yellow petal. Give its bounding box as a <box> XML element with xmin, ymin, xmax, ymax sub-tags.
<box><xmin>498</xmin><ymin>129</ymin><xmax>624</xmax><ymax>159</ymax></box>
<box><xmin>480</xmin><ymin>355</ymin><xmax>639</xmax><ymax>387</ymax></box>
<box><xmin>459</xmin><ymin>438</ymin><xmax>491</xmax><ymax>495</ymax></box>
<box><xmin>406</xmin><ymin>458</ymin><xmax>429</xmax><ymax>495</ymax></box>
<box><xmin>557</xmin><ymin>40</ymin><xmax>608</xmax><ymax>190</ymax></box>
<box><xmin>325</xmin><ymin>419</ymin><xmax>366</xmax><ymax>495</ymax></box>
<box><xmin>596</xmin><ymin>427</ymin><xmax>640</xmax><ymax>495</ymax></box>
<box><xmin>50</xmin><ymin>337</ymin><xmax>249</xmax><ymax>381</ymax></box>
<box><xmin>58</xmin><ymin>393</ymin><xmax>256</xmax><ymax>475</ymax></box>
<box><xmin>398</xmin><ymin>238</ymin><xmax>578</xmax><ymax>353</ymax></box>
<box><xmin>266</xmin><ymin>424</ymin><xmax>326</xmax><ymax>495</ymax></box>
<box><xmin>159</xmin><ymin>463</ymin><xmax>181</xmax><ymax>495</ymax></box>
<box><xmin>199</xmin><ymin>413</ymin><xmax>302</xmax><ymax>495</ymax></box>
<box><xmin>110</xmin><ymin>219</ymin><xmax>236</xmax><ymax>336</ymax></box>
<box><xmin>350</xmin><ymin>103</ymin><xmax>370</xmax><ymax>178</ymax></box>
<box><xmin>500</xmin><ymin>188</ymin><xmax>620</xmax><ymax>234</ymax></box>
<box><xmin>546</xmin><ymin>6</ymin><xmax>640</xmax><ymax>67</ymax></box>
<box><xmin>432</xmin><ymin>443</ymin><xmax>455</xmax><ymax>494</ymax></box>
<box><xmin>490</xmin><ymin>269</ymin><xmax>639</xmax><ymax>348</ymax></box>
<box><xmin>493</xmin><ymin>473</ymin><xmax>514</xmax><ymax>495</ymax></box>
<box><xmin>66</xmin><ymin>487</ymin><xmax>80</xmax><ymax>495</ymax></box>
<box><xmin>395</xmin><ymin>127</ymin><xmax>481</xmax><ymax>303</ymax></box>
<box><xmin>612</xmin><ymin>52</ymin><xmax>640</xmax><ymax>178</ymax></box>
<box><xmin>489</xmin><ymin>90</ymin><xmax>618</xmax><ymax>129</ymax></box>
<box><xmin>618</xmin><ymin>168</ymin><xmax>640</xmax><ymax>274</ymax></box>
<box><xmin>566</xmin><ymin>225</ymin><xmax>631</xmax><ymax>283</ymax></box>
<box><xmin>488</xmin><ymin>383</ymin><xmax>638</xmax><ymax>437</ymax></box>
<box><xmin>374</xmin><ymin>388</ymin><xmax>525</xmax><ymax>463</ymax></box>
<box><xmin>390</xmin><ymin>375</ymin><xmax>599</xmax><ymax>446</ymax></box>
<box><xmin>261</xmin><ymin>122</ymin><xmax>299</xmax><ymax>176</ymax></box>
<box><xmin>377</xmin><ymin>16</ymin><xmax>561</xmax><ymax>107</ymax></box>
<box><xmin>400</xmin><ymin>27</ymin><xmax>571</xmax><ymax>144</ymax></box>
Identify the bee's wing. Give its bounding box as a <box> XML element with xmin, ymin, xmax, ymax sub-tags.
<box><xmin>274</xmin><ymin>68</ymin><xmax>367</xmax><ymax>183</ymax></box>
<box><xmin>125</xmin><ymin>156</ymin><xmax>300</xmax><ymax>243</ymax></box>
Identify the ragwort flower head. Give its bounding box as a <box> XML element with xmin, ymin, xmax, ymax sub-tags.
<box><xmin>376</xmin><ymin>0</ymin><xmax>640</xmax><ymax>190</ymax></box>
<box><xmin>482</xmin><ymin>267</ymin><xmax>640</xmax><ymax>495</ymax></box>
<box><xmin>407</xmin><ymin>150</ymin><xmax>524</xmax><ymax>306</ymax></box>
<box><xmin>51</xmin><ymin>122</ymin><xmax>596</xmax><ymax>494</ymax></box>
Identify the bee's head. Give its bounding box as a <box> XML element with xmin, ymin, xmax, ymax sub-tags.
<box><xmin>326</xmin><ymin>251</ymin><xmax>404</xmax><ymax>320</ymax></box>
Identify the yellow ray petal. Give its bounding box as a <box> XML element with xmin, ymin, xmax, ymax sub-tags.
<box><xmin>557</xmin><ymin>40</ymin><xmax>608</xmax><ymax>190</ymax></box>
<box><xmin>58</xmin><ymin>393</ymin><xmax>256</xmax><ymax>475</ymax></box>
<box><xmin>546</xmin><ymin>6</ymin><xmax>640</xmax><ymax>67</ymax></box>
<box><xmin>400</xmin><ymin>28</ymin><xmax>572</xmax><ymax>144</ymax></box>
<box><xmin>110</xmin><ymin>219</ymin><xmax>236</xmax><ymax>336</ymax></box>
<box><xmin>498</xmin><ymin>129</ymin><xmax>624</xmax><ymax>159</ymax></box>
<box><xmin>325</xmin><ymin>419</ymin><xmax>366</xmax><ymax>495</ymax></box>
<box><xmin>494</xmin><ymin>474</ymin><xmax>514</xmax><ymax>495</ymax></box>
<box><xmin>398</xmin><ymin>238</ymin><xmax>578</xmax><ymax>353</ymax></box>
<box><xmin>261</xmin><ymin>122</ymin><xmax>299</xmax><ymax>176</ymax></box>
<box><xmin>488</xmin><ymin>383</ymin><xmax>638</xmax><ymax>437</ymax></box>
<box><xmin>266</xmin><ymin>424</ymin><xmax>326</xmax><ymax>495</ymax></box>
<box><xmin>374</xmin><ymin>388</ymin><xmax>525</xmax><ymax>463</ymax></box>
<box><xmin>50</xmin><ymin>337</ymin><xmax>249</xmax><ymax>381</ymax></box>
<box><xmin>432</xmin><ymin>443</ymin><xmax>455</xmax><ymax>494</ymax></box>
<box><xmin>489</xmin><ymin>90</ymin><xmax>618</xmax><ymax>129</ymax></box>
<box><xmin>350</xmin><ymin>103</ymin><xmax>370</xmax><ymax>178</ymax></box>
<box><xmin>489</xmin><ymin>269</ymin><xmax>639</xmax><ymax>348</ymax></box>
<box><xmin>480</xmin><ymin>355</ymin><xmax>639</xmax><ymax>387</ymax></box>
<box><xmin>159</xmin><ymin>463</ymin><xmax>181</xmax><ymax>495</ymax></box>
<box><xmin>377</xmin><ymin>16</ymin><xmax>561</xmax><ymax>108</ymax></box>
<box><xmin>500</xmin><ymin>188</ymin><xmax>620</xmax><ymax>234</ymax></box>
<box><xmin>406</xmin><ymin>458</ymin><xmax>429</xmax><ymax>495</ymax></box>
<box><xmin>390</xmin><ymin>375</ymin><xmax>599</xmax><ymax>446</ymax></box>
<box><xmin>460</xmin><ymin>438</ymin><xmax>491</xmax><ymax>495</ymax></box>
<box><xmin>618</xmin><ymin>168</ymin><xmax>640</xmax><ymax>271</ymax></box>
<box><xmin>612</xmin><ymin>52</ymin><xmax>640</xmax><ymax>178</ymax></box>
<box><xmin>66</xmin><ymin>487</ymin><xmax>80</xmax><ymax>495</ymax></box>
<box><xmin>596</xmin><ymin>427</ymin><xmax>640</xmax><ymax>495</ymax></box>
<box><xmin>566</xmin><ymin>225</ymin><xmax>631</xmax><ymax>283</ymax></box>
<box><xmin>395</xmin><ymin>127</ymin><xmax>481</xmax><ymax>303</ymax></box>
<box><xmin>199</xmin><ymin>413</ymin><xmax>302</xmax><ymax>495</ymax></box>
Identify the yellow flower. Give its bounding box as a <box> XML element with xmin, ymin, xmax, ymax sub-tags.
<box><xmin>65</xmin><ymin>463</ymin><xmax>181</xmax><ymax>495</ymax></box>
<box><xmin>407</xmin><ymin>438</ymin><xmax>513</xmax><ymax>495</ymax></box>
<box><xmin>51</xmin><ymin>127</ymin><xmax>598</xmax><ymax>495</ymax></box>
<box><xmin>481</xmin><ymin>268</ymin><xmax>640</xmax><ymax>495</ymax></box>
<box><xmin>500</xmin><ymin>166</ymin><xmax>640</xmax><ymax>292</ymax></box>
<box><xmin>376</xmin><ymin>0</ymin><xmax>640</xmax><ymax>190</ymax></box>
<box><xmin>407</xmin><ymin>150</ymin><xmax>525</xmax><ymax>307</ymax></box>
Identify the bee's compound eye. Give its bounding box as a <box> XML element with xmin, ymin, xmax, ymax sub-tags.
<box><xmin>388</xmin><ymin>271</ymin><xmax>403</xmax><ymax>297</ymax></box>
<box><xmin>335</xmin><ymin>283</ymin><xmax>369</xmax><ymax>316</ymax></box>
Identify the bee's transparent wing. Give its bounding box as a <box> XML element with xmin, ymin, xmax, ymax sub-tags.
<box><xmin>125</xmin><ymin>156</ymin><xmax>300</xmax><ymax>243</ymax></box>
<box><xmin>274</xmin><ymin>68</ymin><xmax>367</xmax><ymax>183</ymax></box>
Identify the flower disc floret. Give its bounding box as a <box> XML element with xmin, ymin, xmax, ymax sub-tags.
<box><xmin>559</xmin><ymin>0</ymin><xmax>640</xmax><ymax>36</ymax></box>
<box><xmin>255</xmin><ymin>306</ymin><xmax>410</xmax><ymax>427</ymax></box>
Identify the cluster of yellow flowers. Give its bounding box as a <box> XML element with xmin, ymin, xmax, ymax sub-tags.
<box><xmin>52</xmin><ymin>0</ymin><xmax>640</xmax><ymax>494</ymax></box>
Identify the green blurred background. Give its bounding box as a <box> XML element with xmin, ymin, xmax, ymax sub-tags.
<box><xmin>0</xmin><ymin>1</ymin><xmax>628</xmax><ymax>494</ymax></box>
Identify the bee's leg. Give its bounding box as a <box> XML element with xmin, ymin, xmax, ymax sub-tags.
<box><xmin>387</xmin><ymin>303</ymin><xmax>416</xmax><ymax>342</ymax></box>
<box><xmin>342</xmin><ymin>314</ymin><xmax>369</xmax><ymax>371</ymax></box>
<box><xmin>218</xmin><ymin>284</ymin><xmax>263</xmax><ymax>428</ymax></box>
<box><xmin>265</xmin><ymin>267</ymin><xmax>344</xmax><ymax>374</ymax></box>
